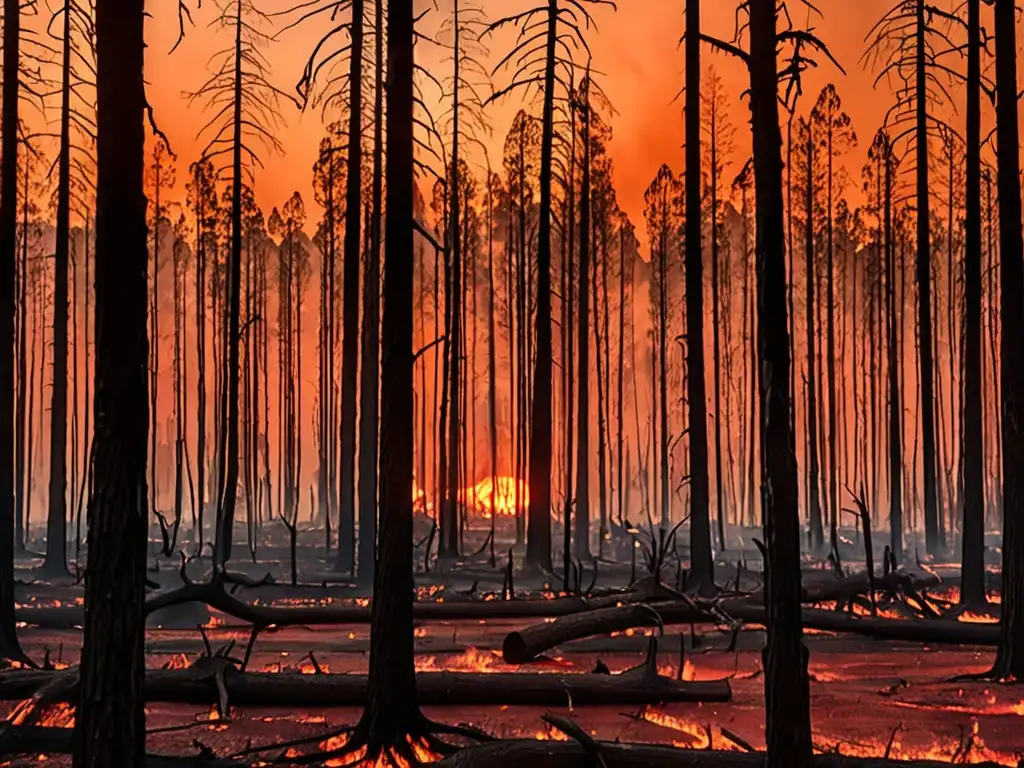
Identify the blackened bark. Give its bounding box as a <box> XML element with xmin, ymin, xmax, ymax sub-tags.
<box><xmin>992</xmin><ymin>0</ymin><xmax>1024</xmax><ymax>680</ymax></box>
<box><xmin>72</xmin><ymin>0</ymin><xmax>148</xmax><ymax>760</ymax></box>
<box><xmin>442</xmin><ymin>3</ymin><xmax>462</xmax><ymax>561</ymax></box>
<box><xmin>214</xmin><ymin>0</ymin><xmax>245</xmax><ymax>567</ymax></box>
<box><xmin>0</xmin><ymin>0</ymin><xmax>26</xmax><ymax>662</ymax></box>
<box><xmin>360</xmin><ymin>0</ymin><xmax>421</xmax><ymax>745</ymax></box>
<box><xmin>524</xmin><ymin>0</ymin><xmax>557</xmax><ymax>571</ymax></box>
<box><xmin>884</xmin><ymin>139</ymin><xmax>903</xmax><ymax>563</ymax></box>
<box><xmin>748</xmin><ymin>0</ymin><xmax>811</xmax><ymax>763</ymax></box>
<box><xmin>357</xmin><ymin>0</ymin><xmax>384</xmax><ymax>585</ymax></box>
<box><xmin>915</xmin><ymin>0</ymin><xmax>940</xmax><ymax>554</ymax></box>
<box><xmin>960</xmin><ymin>0</ymin><xmax>985</xmax><ymax>607</ymax></box>
<box><xmin>337</xmin><ymin>0</ymin><xmax>364</xmax><ymax>573</ymax></box>
<box><xmin>804</xmin><ymin>123</ymin><xmax>823</xmax><ymax>552</ymax></box>
<box><xmin>44</xmin><ymin>0</ymin><xmax>73</xmax><ymax>578</ymax></box>
<box><xmin>685</xmin><ymin>0</ymin><xmax>713</xmax><ymax>591</ymax></box>
<box><xmin>573</xmin><ymin>73</ymin><xmax>593</xmax><ymax>562</ymax></box>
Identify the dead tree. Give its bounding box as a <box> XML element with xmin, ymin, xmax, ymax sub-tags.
<box><xmin>682</xmin><ymin>0</ymin><xmax>714</xmax><ymax>593</ymax></box>
<box><xmin>280</xmin><ymin>0</ymin><xmax>366</xmax><ymax>572</ymax></box>
<box><xmin>810</xmin><ymin>84</ymin><xmax>855</xmax><ymax>554</ymax></box>
<box><xmin>42</xmin><ymin>0</ymin><xmax>95</xmax><ymax>578</ymax></box>
<box><xmin>486</xmin><ymin>0</ymin><xmax>616</xmax><ymax>572</ymax></box>
<box><xmin>72</xmin><ymin>0</ymin><xmax>149</xmax><ymax>757</ymax></box>
<box><xmin>701</xmin><ymin>69</ymin><xmax>735</xmax><ymax>552</ymax></box>
<box><xmin>992</xmin><ymin>0</ymin><xmax>1024</xmax><ymax>681</ymax></box>
<box><xmin>864</xmin><ymin>0</ymin><xmax>962</xmax><ymax>555</ymax></box>
<box><xmin>704</xmin><ymin>2</ymin><xmax>840</xmax><ymax>763</ymax></box>
<box><xmin>960</xmin><ymin>0</ymin><xmax>984</xmax><ymax>607</ymax></box>
<box><xmin>186</xmin><ymin>0</ymin><xmax>294</xmax><ymax>567</ymax></box>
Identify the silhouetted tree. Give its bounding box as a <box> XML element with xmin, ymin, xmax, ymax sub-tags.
<box><xmin>72</xmin><ymin>0</ymin><xmax>148</xmax><ymax>758</ymax></box>
<box><xmin>992</xmin><ymin>0</ymin><xmax>1024</xmax><ymax>681</ymax></box>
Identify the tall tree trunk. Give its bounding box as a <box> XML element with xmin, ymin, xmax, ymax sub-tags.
<box><xmin>749</xmin><ymin>0</ymin><xmax>811</xmax><ymax>763</ymax></box>
<box><xmin>44</xmin><ymin>0</ymin><xmax>74</xmax><ymax>578</ymax></box>
<box><xmin>337</xmin><ymin>0</ymin><xmax>364</xmax><ymax>573</ymax></box>
<box><xmin>915</xmin><ymin>0</ymin><xmax>940</xmax><ymax>555</ymax></box>
<box><xmin>523</xmin><ymin>0</ymin><xmax>556</xmax><ymax>571</ymax></box>
<box><xmin>961</xmin><ymin>0</ymin><xmax>985</xmax><ymax>607</ymax></box>
<box><xmin>0</xmin><ymin>0</ymin><xmax>27</xmax><ymax>661</ymax></box>
<box><xmin>487</xmin><ymin>178</ymin><xmax>498</xmax><ymax>565</ymax></box>
<box><xmin>826</xmin><ymin>123</ymin><xmax>839</xmax><ymax>553</ymax></box>
<box><xmin>357</xmin><ymin>0</ymin><xmax>384</xmax><ymax>585</ymax></box>
<box><xmin>72</xmin><ymin>0</ymin><xmax>148</xmax><ymax>758</ymax></box>
<box><xmin>884</xmin><ymin>139</ymin><xmax>903</xmax><ymax>562</ymax></box>
<box><xmin>214</xmin><ymin>0</ymin><xmax>245</xmax><ymax>567</ymax></box>
<box><xmin>685</xmin><ymin>0</ymin><xmax>713</xmax><ymax>590</ymax></box>
<box><xmin>617</xmin><ymin>224</ymin><xmax>626</xmax><ymax>535</ymax></box>
<box><xmin>562</xmin><ymin>98</ymin><xmax>576</xmax><ymax>585</ymax></box>
<box><xmin>992</xmin><ymin>0</ymin><xmax>1024</xmax><ymax>680</ymax></box>
<box><xmin>15</xmin><ymin>172</ymin><xmax>28</xmax><ymax>553</ymax></box>
<box><xmin>805</xmin><ymin>125</ymin><xmax>823</xmax><ymax>551</ymax></box>
<box><xmin>359</xmin><ymin>0</ymin><xmax>422</xmax><ymax>744</ymax></box>
<box><xmin>442</xmin><ymin>4</ymin><xmax>462</xmax><ymax>561</ymax></box>
<box><xmin>574</xmin><ymin>74</ymin><xmax>593</xmax><ymax>561</ymax></box>
<box><xmin>711</xmin><ymin>111</ymin><xmax>726</xmax><ymax>550</ymax></box>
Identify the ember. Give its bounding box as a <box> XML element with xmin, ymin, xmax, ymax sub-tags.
<box><xmin>319</xmin><ymin>733</ymin><xmax>442</xmax><ymax>767</ymax></box>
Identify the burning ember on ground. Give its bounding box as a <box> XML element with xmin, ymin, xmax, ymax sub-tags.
<box><xmin>318</xmin><ymin>733</ymin><xmax>441</xmax><ymax>767</ymax></box>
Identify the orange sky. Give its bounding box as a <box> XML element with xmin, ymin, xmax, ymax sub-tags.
<box><xmin>142</xmin><ymin>0</ymin><xmax>969</xmax><ymax>248</ymax></box>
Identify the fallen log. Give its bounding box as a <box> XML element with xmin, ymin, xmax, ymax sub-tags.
<box><xmin>0</xmin><ymin>668</ymin><xmax>731</xmax><ymax>708</ymax></box>
<box><xmin>15</xmin><ymin>590</ymin><xmax>662</xmax><ymax>631</ymax></box>
<box><xmin>0</xmin><ymin>725</ymin><xmax>243</xmax><ymax>766</ymax></box>
<box><xmin>433</xmin><ymin>740</ymin><xmax>1006</xmax><ymax>768</ymax></box>
<box><xmin>504</xmin><ymin>597</ymin><xmax>999</xmax><ymax>664</ymax></box>
<box><xmin>728</xmin><ymin>604</ymin><xmax>1000</xmax><ymax>646</ymax></box>
<box><xmin>503</xmin><ymin>601</ymin><xmax>708</xmax><ymax>664</ymax></box>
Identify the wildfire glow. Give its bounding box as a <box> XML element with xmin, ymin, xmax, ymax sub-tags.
<box><xmin>462</xmin><ymin>476</ymin><xmax>530</xmax><ymax>518</ymax></box>
<box><xmin>415</xmin><ymin>647</ymin><xmax>504</xmax><ymax>673</ymax></box>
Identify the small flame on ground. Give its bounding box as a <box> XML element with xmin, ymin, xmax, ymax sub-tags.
<box><xmin>9</xmin><ymin>700</ymin><xmax>76</xmax><ymax>728</ymax></box>
<box><xmin>415</xmin><ymin>647</ymin><xmax>504</xmax><ymax>673</ymax></box>
<box><xmin>319</xmin><ymin>733</ymin><xmax>441</xmax><ymax>767</ymax></box>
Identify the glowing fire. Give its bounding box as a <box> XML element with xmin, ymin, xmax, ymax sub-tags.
<box><xmin>9</xmin><ymin>701</ymin><xmax>76</xmax><ymax>728</ymax></box>
<box><xmin>319</xmin><ymin>733</ymin><xmax>441</xmax><ymax>767</ymax></box>
<box><xmin>415</xmin><ymin>647</ymin><xmax>504</xmax><ymax>673</ymax></box>
<box><xmin>462</xmin><ymin>476</ymin><xmax>530</xmax><ymax>518</ymax></box>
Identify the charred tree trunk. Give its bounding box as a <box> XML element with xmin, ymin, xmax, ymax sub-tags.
<box><xmin>884</xmin><ymin>139</ymin><xmax>903</xmax><ymax>562</ymax></box>
<box><xmin>685</xmin><ymin>0</ymin><xmax>713</xmax><ymax>591</ymax></box>
<box><xmin>337</xmin><ymin>0</ymin><xmax>364</xmax><ymax>574</ymax></box>
<box><xmin>0</xmin><ymin>0</ymin><xmax>27</xmax><ymax>662</ymax></box>
<box><xmin>574</xmin><ymin>75</ymin><xmax>593</xmax><ymax>562</ymax></box>
<box><xmin>356</xmin><ymin>0</ymin><xmax>423</xmax><ymax>747</ymax></box>
<box><xmin>72</xmin><ymin>0</ymin><xmax>149</xmax><ymax>759</ymax></box>
<box><xmin>356</xmin><ymin>0</ymin><xmax>384</xmax><ymax>585</ymax></box>
<box><xmin>992</xmin><ymin>0</ymin><xmax>1024</xmax><ymax>680</ymax></box>
<box><xmin>214</xmin><ymin>0</ymin><xmax>245</xmax><ymax>567</ymax></box>
<box><xmin>44</xmin><ymin>0</ymin><xmax>74</xmax><ymax>578</ymax></box>
<box><xmin>748</xmin><ymin>0</ymin><xmax>811</xmax><ymax>763</ymax></box>
<box><xmin>442</xmin><ymin>5</ymin><xmax>463</xmax><ymax>561</ymax></box>
<box><xmin>960</xmin><ymin>0</ymin><xmax>985</xmax><ymax>607</ymax></box>
<box><xmin>915</xmin><ymin>0</ymin><xmax>940</xmax><ymax>555</ymax></box>
<box><xmin>524</xmin><ymin>1</ymin><xmax>557</xmax><ymax>572</ymax></box>
<box><xmin>805</xmin><ymin>124</ymin><xmax>823</xmax><ymax>552</ymax></box>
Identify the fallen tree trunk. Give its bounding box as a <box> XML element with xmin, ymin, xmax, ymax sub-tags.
<box><xmin>433</xmin><ymin>740</ymin><xmax>1006</xmax><ymax>768</ymax></box>
<box><xmin>15</xmin><ymin>585</ymin><xmax>663</xmax><ymax>630</ymax></box>
<box><xmin>0</xmin><ymin>669</ymin><xmax>731</xmax><ymax>708</ymax></box>
<box><xmin>504</xmin><ymin>598</ymin><xmax>999</xmax><ymax>663</ymax></box>
<box><xmin>0</xmin><ymin>725</ymin><xmax>242</xmax><ymax>766</ymax></box>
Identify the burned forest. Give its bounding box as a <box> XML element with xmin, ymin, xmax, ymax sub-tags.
<box><xmin>3</xmin><ymin>0</ymin><xmax>1024</xmax><ymax>765</ymax></box>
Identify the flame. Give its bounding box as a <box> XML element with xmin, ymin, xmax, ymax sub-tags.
<box><xmin>319</xmin><ymin>733</ymin><xmax>441</xmax><ymax>767</ymax></box>
<box><xmin>163</xmin><ymin>653</ymin><xmax>192</xmax><ymax>670</ymax></box>
<box><xmin>461</xmin><ymin>476</ymin><xmax>530</xmax><ymax>518</ymax></box>
<box><xmin>9</xmin><ymin>701</ymin><xmax>76</xmax><ymax>728</ymax></box>
<box><xmin>300</xmin><ymin>660</ymin><xmax>330</xmax><ymax>675</ymax></box>
<box><xmin>639</xmin><ymin>709</ymin><xmax>738</xmax><ymax>750</ymax></box>
<box><xmin>415</xmin><ymin>647</ymin><xmax>504</xmax><ymax>673</ymax></box>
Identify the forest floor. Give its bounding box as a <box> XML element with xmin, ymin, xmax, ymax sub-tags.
<box><xmin>4</xmin><ymin>615</ymin><xmax>1022</xmax><ymax>765</ymax></box>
